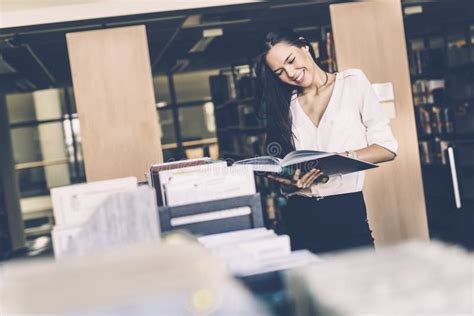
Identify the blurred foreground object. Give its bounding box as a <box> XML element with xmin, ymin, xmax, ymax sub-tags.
<box><xmin>286</xmin><ymin>241</ymin><xmax>473</xmax><ymax>315</ymax></box>
<box><xmin>1</xmin><ymin>242</ymin><xmax>269</xmax><ymax>315</ymax></box>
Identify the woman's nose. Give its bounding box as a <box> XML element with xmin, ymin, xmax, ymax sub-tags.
<box><xmin>284</xmin><ymin>65</ymin><xmax>296</xmax><ymax>79</ymax></box>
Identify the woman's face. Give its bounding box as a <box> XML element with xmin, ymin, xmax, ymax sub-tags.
<box><xmin>265</xmin><ymin>41</ymin><xmax>315</xmax><ymax>88</ymax></box>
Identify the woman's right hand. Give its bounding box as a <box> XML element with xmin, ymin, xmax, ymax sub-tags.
<box><xmin>267</xmin><ymin>168</ymin><xmax>323</xmax><ymax>192</ymax></box>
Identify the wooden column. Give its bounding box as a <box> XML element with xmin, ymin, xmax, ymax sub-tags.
<box><xmin>330</xmin><ymin>0</ymin><xmax>429</xmax><ymax>247</ymax></box>
<box><xmin>66</xmin><ymin>25</ymin><xmax>162</xmax><ymax>182</ymax></box>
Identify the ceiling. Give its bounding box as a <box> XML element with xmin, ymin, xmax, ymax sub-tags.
<box><xmin>0</xmin><ymin>0</ymin><xmax>473</xmax><ymax>93</ymax></box>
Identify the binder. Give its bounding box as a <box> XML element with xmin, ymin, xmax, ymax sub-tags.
<box><xmin>159</xmin><ymin>193</ymin><xmax>264</xmax><ymax>236</ymax></box>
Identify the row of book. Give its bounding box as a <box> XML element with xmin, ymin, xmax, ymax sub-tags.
<box><xmin>50</xmin><ymin>158</ymin><xmax>258</xmax><ymax>258</ymax></box>
<box><xmin>412</xmin><ymin>79</ymin><xmax>445</xmax><ymax>106</ymax></box>
<box><xmin>209</xmin><ymin>72</ymin><xmax>255</xmax><ymax>106</ymax></box>
<box><xmin>415</xmin><ymin>105</ymin><xmax>454</xmax><ymax>136</ymax></box>
<box><xmin>148</xmin><ymin>157</ymin><xmax>256</xmax><ymax>207</ymax></box>
<box><xmin>49</xmin><ymin>157</ymin><xmax>320</xmax><ymax>282</ymax></box>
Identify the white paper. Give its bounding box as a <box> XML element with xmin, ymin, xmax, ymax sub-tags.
<box><xmin>372</xmin><ymin>82</ymin><xmax>395</xmax><ymax>102</ymax></box>
<box><xmin>52</xmin><ymin>186</ymin><xmax>160</xmax><ymax>259</ymax></box>
<box><xmin>158</xmin><ymin>161</ymin><xmax>227</xmax><ymax>205</ymax></box>
<box><xmin>233</xmin><ymin>250</ymin><xmax>320</xmax><ymax>277</ymax></box>
<box><xmin>198</xmin><ymin>228</ymin><xmax>275</xmax><ymax>247</ymax></box>
<box><xmin>211</xmin><ymin>235</ymin><xmax>291</xmax><ymax>263</ymax></box>
<box><xmin>164</xmin><ymin>165</ymin><xmax>256</xmax><ymax>206</ymax></box>
<box><xmin>51</xmin><ymin>177</ymin><xmax>138</xmax><ymax>226</ymax></box>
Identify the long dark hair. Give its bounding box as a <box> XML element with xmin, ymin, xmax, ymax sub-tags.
<box><xmin>254</xmin><ymin>29</ymin><xmax>318</xmax><ymax>158</ymax></box>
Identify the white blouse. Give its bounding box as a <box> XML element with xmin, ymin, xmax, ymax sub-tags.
<box><xmin>289</xmin><ymin>68</ymin><xmax>398</xmax><ymax>198</ymax></box>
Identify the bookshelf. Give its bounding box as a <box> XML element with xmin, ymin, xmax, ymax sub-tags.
<box><xmin>407</xmin><ymin>21</ymin><xmax>474</xmax><ymax>249</ymax></box>
<box><xmin>408</xmin><ymin>22</ymin><xmax>474</xmax><ymax>169</ymax></box>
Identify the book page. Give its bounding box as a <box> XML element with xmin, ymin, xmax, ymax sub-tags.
<box><xmin>51</xmin><ymin>177</ymin><xmax>138</xmax><ymax>226</ymax></box>
<box><xmin>282</xmin><ymin>150</ymin><xmax>334</xmax><ymax>167</ymax></box>
<box><xmin>234</xmin><ymin>156</ymin><xmax>281</xmax><ymax>165</ymax></box>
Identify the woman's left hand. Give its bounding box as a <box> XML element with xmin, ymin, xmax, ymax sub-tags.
<box><xmin>267</xmin><ymin>168</ymin><xmax>323</xmax><ymax>190</ymax></box>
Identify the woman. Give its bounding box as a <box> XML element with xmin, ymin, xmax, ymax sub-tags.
<box><xmin>254</xmin><ymin>30</ymin><xmax>398</xmax><ymax>254</ymax></box>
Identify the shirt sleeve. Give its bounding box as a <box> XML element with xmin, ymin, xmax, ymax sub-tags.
<box><xmin>359</xmin><ymin>71</ymin><xmax>398</xmax><ymax>155</ymax></box>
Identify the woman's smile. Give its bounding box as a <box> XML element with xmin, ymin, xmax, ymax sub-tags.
<box><xmin>293</xmin><ymin>69</ymin><xmax>305</xmax><ymax>84</ymax></box>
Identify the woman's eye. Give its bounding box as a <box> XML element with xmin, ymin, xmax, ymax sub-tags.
<box><xmin>289</xmin><ymin>58</ymin><xmax>295</xmax><ymax>64</ymax></box>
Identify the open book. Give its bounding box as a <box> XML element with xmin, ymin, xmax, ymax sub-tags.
<box><xmin>233</xmin><ymin>150</ymin><xmax>377</xmax><ymax>178</ymax></box>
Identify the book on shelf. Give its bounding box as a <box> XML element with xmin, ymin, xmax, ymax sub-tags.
<box><xmin>233</xmin><ymin>150</ymin><xmax>377</xmax><ymax>179</ymax></box>
<box><xmin>209</xmin><ymin>74</ymin><xmax>236</xmax><ymax>105</ymax></box>
<box><xmin>157</xmin><ymin>160</ymin><xmax>229</xmax><ymax>206</ymax></box>
<box><xmin>149</xmin><ymin>158</ymin><xmax>221</xmax><ymax>206</ymax></box>
<box><xmin>163</xmin><ymin>164</ymin><xmax>256</xmax><ymax>206</ymax></box>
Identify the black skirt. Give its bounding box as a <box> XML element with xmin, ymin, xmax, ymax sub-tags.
<box><xmin>281</xmin><ymin>191</ymin><xmax>374</xmax><ymax>254</ymax></box>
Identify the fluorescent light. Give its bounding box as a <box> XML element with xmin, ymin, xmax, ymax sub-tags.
<box><xmin>190</xmin><ymin>37</ymin><xmax>215</xmax><ymax>53</ymax></box>
<box><xmin>203</xmin><ymin>28</ymin><xmax>223</xmax><ymax>38</ymax></box>
<box><xmin>182</xmin><ymin>14</ymin><xmax>250</xmax><ymax>29</ymax></box>
<box><xmin>404</xmin><ymin>5</ymin><xmax>423</xmax><ymax>15</ymax></box>
<box><xmin>294</xmin><ymin>26</ymin><xmax>319</xmax><ymax>32</ymax></box>
<box><xmin>189</xmin><ymin>28</ymin><xmax>223</xmax><ymax>53</ymax></box>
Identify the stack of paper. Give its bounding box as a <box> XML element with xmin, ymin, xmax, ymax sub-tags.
<box><xmin>158</xmin><ymin>160</ymin><xmax>228</xmax><ymax>206</ymax></box>
<box><xmin>163</xmin><ymin>164</ymin><xmax>256</xmax><ymax>206</ymax></box>
<box><xmin>149</xmin><ymin>157</ymin><xmax>218</xmax><ymax>205</ymax></box>
<box><xmin>51</xmin><ymin>177</ymin><xmax>138</xmax><ymax>226</ymax></box>
<box><xmin>198</xmin><ymin>229</ymin><xmax>319</xmax><ymax>277</ymax></box>
<box><xmin>50</xmin><ymin>177</ymin><xmax>161</xmax><ymax>258</ymax></box>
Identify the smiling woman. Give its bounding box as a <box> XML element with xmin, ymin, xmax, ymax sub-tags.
<box><xmin>254</xmin><ymin>29</ymin><xmax>398</xmax><ymax>254</ymax></box>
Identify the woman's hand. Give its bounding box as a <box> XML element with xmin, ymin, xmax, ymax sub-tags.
<box><xmin>267</xmin><ymin>168</ymin><xmax>323</xmax><ymax>192</ymax></box>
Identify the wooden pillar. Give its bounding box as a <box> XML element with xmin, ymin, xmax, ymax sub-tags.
<box><xmin>66</xmin><ymin>25</ymin><xmax>162</xmax><ymax>182</ymax></box>
<box><xmin>330</xmin><ymin>0</ymin><xmax>429</xmax><ymax>247</ymax></box>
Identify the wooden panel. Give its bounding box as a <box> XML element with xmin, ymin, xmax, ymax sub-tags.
<box><xmin>330</xmin><ymin>0</ymin><xmax>429</xmax><ymax>247</ymax></box>
<box><xmin>67</xmin><ymin>25</ymin><xmax>162</xmax><ymax>182</ymax></box>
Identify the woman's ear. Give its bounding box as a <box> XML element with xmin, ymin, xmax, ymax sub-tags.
<box><xmin>298</xmin><ymin>36</ymin><xmax>310</xmax><ymax>52</ymax></box>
